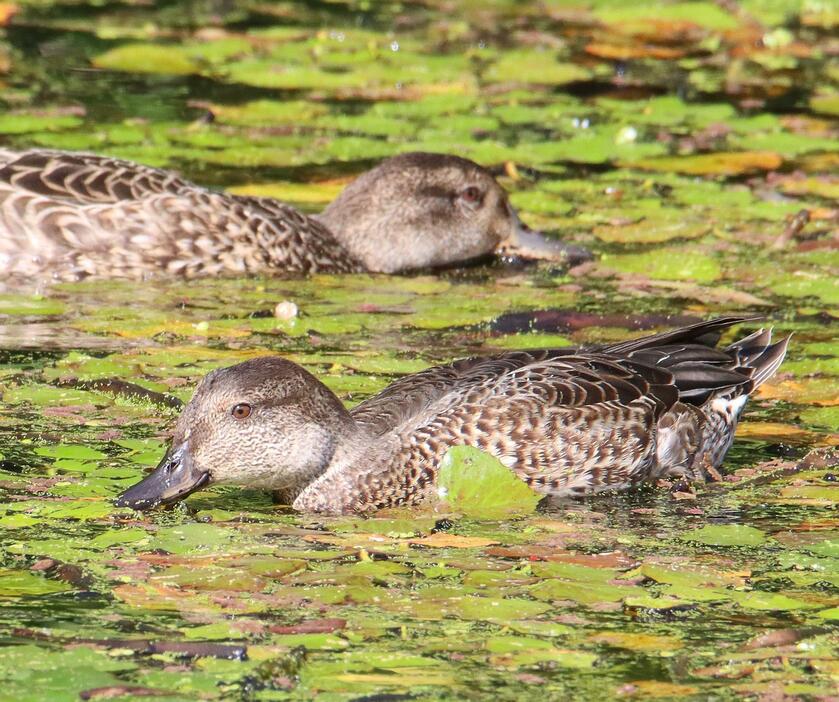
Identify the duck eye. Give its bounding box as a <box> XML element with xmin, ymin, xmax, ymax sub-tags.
<box><xmin>460</xmin><ymin>186</ymin><xmax>482</xmax><ymax>204</ymax></box>
<box><xmin>231</xmin><ymin>403</ymin><xmax>252</xmax><ymax>420</ymax></box>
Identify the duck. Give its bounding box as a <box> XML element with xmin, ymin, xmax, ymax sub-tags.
<box><xmin>0</xmin><ymin>149</ymin><xmax>587</xmax><ymax>281</ymax></box>
<box><xmin>115</xmin><ymin>317</ymin><xmax>789</xmax><ymax>514</ymax></box>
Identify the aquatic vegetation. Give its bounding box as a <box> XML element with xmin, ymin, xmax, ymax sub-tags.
<box><xmin>0</xmin><ymin>0</ymin><xmax>837</xmax><ymax>699</ymax></box>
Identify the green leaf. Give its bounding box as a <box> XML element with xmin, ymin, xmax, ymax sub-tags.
<box><xmin>485</xmin><ymin>49</ymin><xmax>591</xmax><ymax>85</ymax></box>
<box><xmin>93</xmin><ymin>44</ymin><xmax>200</xmax><ymax>75</ymax></box>
<box><xmin>449</xmin><ymin>596</ymin><xmax>552</xmax><ymax>622</ymax></box>
<box><xmin>0</xmin><ymin>114</ymin><xmax>83</xmax><ymax>135</ymax></box>
<box><xmin>35</xmin><ymin>445</ymin><xmax>108</xmax><ymax>461</ymax></box>
<box><xmin>728</xmin><ymin>590</ymin><xmax>818</xmax><ymax>611</ymax></box>
<box><xmin>435</xmin><ymin>446</ymin><xmax>541</xmax><ymax>518</ymax></box>
<box><xmin>0</xmin><ymin>570</ymin><xmax>72</xmax><ymax>597</ymax></box>
<box><xmin>771</xmin><ymin>277</ymin><xmax>839</xmax><ymax>306</ymax></box>
<box><xmin>681</xmin><ymin>524</ymin><xmax>767</xmax><ymax>547</ymax></box>
<box><xmin>803</xmin><ymin>540</ymin><xmax>839</xmax><ymax>558</ymax></box>
<box><xmin>595</xmin><ymin>2</ymin><xmax>739</xmax><ymax>31</ymax></box>
<box><xmin>601</xmin><ymin>249</ymin><xmax>722</xmax><ymax>283</ymax></box>
<box><xmin>148</xmin><ymin>523</ymin><xmax>237</xmax><ymax>555</ymax></box>
<box><xmin>0</xmin><ymin>645</ymin><xmax>136</xmax><ymax>702</ymax></box>
<box><xmin>530</xmin><ymin>579</ymin><xmax>644</xmax><ymax>605</ymax></box>
<box><xmin>0</xmin><ymin>294</ymin><xmax>67</xmax><ymax>315</ymax></box>
<box><xmin>816</xmin><ymin>607</ymin><xmax>839</xmax><ymax>620</ymax></box>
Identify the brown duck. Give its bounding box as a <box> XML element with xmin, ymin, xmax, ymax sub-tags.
<box><xmin>116</xmin><ymin>317</ymin><xmax>789</xmax><ymax>514</ymax></box>
<box><xmin>0</xmin><ymin>149</ymin><xmax>585</xmax><ymax>281</ymax></box>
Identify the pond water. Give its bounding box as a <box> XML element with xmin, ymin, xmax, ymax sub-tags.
<box><xmin>0</xmin><ymin>1</ymin><xmax>837</xmax><ymax>700</ymax></box>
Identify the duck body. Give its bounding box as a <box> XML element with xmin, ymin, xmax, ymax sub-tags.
<box><xmin>0</xmin><ymin>149</ymin><xmax>582</xmax><ymax>281</ymax></box>
<box><xmin>116</xmin><ymin>317</ymin><xmax>789</xmax><ymax>515</ymax></box>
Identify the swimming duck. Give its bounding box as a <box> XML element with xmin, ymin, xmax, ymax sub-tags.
<box><xmin>0</xmin><ymin>149</ymin><xmax>586</xmax><ymax>281</ymax></box>
<box><xmin>115</xmin><ymin>317</ymin><xmax>789</xmax><ymax>514</ymax></box>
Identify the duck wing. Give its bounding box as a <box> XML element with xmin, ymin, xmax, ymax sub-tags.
<box><xmin>0</xmin><ymin>149</ymin><xmax>193</xmax><ymax>204</ymax></box>
<box><xmin>0</xmin><ymin>150</ymin><xmax>362</xmax><ymax>279</ymax></box>
<box><xmin>350</xmin><ymin>316</ymin><xmax>755</xmax><ymax>434</ymax></box>
<box><xmin>306</xmin><ymin>350</ymin><xmax>679</xmax><ymax>513</ymax></box>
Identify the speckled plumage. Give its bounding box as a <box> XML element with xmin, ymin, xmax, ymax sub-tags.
<box><xmin>116</xmin><ymin>317</ymin><xmax>789</xmax><ymax>514</ymax></box>
<box><xmin>0</xmin><ymin>149</ymin><xmax>582</xmax><ymax>281</ymax></box>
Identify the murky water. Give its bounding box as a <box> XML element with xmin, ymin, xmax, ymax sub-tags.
<box><xmin>0</xmin><ymin>1</ymin><xmax>837</xmax><ymax>700</ymax></box>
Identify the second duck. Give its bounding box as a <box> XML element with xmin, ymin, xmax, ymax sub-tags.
<box><xmin>0</xmin><ymin>149</ymin><xmax>585</xmax><ymax>281</ymax></box>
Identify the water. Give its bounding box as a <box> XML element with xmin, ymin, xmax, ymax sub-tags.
<box><xmin>0</xmin><ymin>1</ymin><xmax>837</xmax><ymax>700</ymax></box>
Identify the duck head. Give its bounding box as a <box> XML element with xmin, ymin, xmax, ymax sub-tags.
<box><xmin>115</xmin><ymin>357</ymin><xmax>354</xmax><ymax>510</ymax></box>
<box><xmin>317</xmin><ymin>152</ymin><xmax>589</xmax><ymax>273</ymax></box>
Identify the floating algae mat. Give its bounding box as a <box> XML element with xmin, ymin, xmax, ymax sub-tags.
<box><xmin>0</xmin><ymin>0</ymin><xmax>837</xmax><ymax>699</ymax></box>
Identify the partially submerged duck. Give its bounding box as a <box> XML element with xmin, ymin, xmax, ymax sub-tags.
<box><xmin>0</xmin><ymin>149</ymin><xmax>587</xmax><ymax>281</ymax></box>
<box><xmin>116</xmin><ymin>317</ymin><xmax>789</xmax><ymax>514</ymax></box>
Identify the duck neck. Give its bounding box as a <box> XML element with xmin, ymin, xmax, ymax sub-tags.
<box><xmin>274</xmin><ymin>411</ymin><xmax>374</xmax><ymax>507</ymax></box>
<box><xmin>311</xmin><ymin>208</ymin><xmax>371</xmax><ymax>271</ymax></box>
<box><xmin>290</xmin><ymin>424</ymin><xmax>391</xmax><ymax>514</ymax></box>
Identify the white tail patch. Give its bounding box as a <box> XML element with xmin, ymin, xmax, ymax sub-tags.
<box><xmin>712</xmin><ymin>395</ymin><xmax>749</xmax><ymax>422</ymax></box>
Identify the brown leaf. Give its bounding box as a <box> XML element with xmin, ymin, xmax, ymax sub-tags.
<box><xmin>80</xmin><ymin>687</ymin><xmax>172</xmax><ymax>700</ymax></box>
<box><xmin>741</xmin><ymin>628</ymin><xmax>823</xmax><ymax>651</ymax></box>
<box><xmin>618</xmin><ymin>680</ymin><xmax>699</xmax><ymax>697</ymax></box>
<box><xmin>485</xmin><ymin>545</ymin><xmax>636</xmax><ymax>569</ymax></box>
<box><xmin>757</xmin><ymin>379</ymin><xmax>839</xmax><ymax>406</ymax></box>
<box><xmin>736</xmin><ymin>421</ymin><xmax>837</xmax><ymax>446</ymax></box>
<box><xmin>625</xmin><ymin>151</ymin><xmax>783</xmax><ymax>175</ymax></box>
<box><xmin>112</xmin><ymin>583</ymin><xmax>188</xmax><ymax>610</ymax></box>
<box><xmin>585</xmin><ymin>42</ymin><xmax>685</xmax><ymax>60</ymax></box>
<box><xmin>409</xmin><ymin>533</ymin><xmax>499</xmax><ymax>549</ymax></box>
<box><xmin>269</xmin><ymin>618</ymin><xmax>346</xmax><ymax>634</ymax></box>
<box><xmin>589</xmin><ymin>631</ymin><xmax>683</xmax><ymax>652</ymax></box>
<box><xmin>0</xmin><ymin>3</ymin><xmax>17</xmax><ymax>26</ymax></box>
<box><xmin>671</xmin><ymin>491</ymin><xmax>697</xmax><ymax>501</ymax></box>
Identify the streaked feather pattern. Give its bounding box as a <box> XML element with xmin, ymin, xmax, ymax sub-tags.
<box><xmin>295</xmin><ymin>317</ymin><xmax>790</xmax><ymax>512</ymax></box>
<box><xmin>0</xmin><ymin>149</ymin><xmax>363</xmax><ymax>279</ymax></box>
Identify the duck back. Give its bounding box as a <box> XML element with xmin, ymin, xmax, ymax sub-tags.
<box><xmin>295</xmin><ymin>317</ymin><xmax>789</xmax><ymax>513</ymax></box>
<box><xmin>0</xmin><ymin>149</ymin><xmax>361</xmax><ymax>280</ymax></box>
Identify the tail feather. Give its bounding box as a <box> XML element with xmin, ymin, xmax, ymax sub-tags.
<box><xmin>640</xmin><ymin>320</ymin><xmax>790</xmax><ymax>481</ymax></box>
<box><xmin>692</xmin><ymin>328</ymin><xmax>790</xmax><ymax>471</ymax></box>
<box><xmin>724</xmin><ymin>328</ymin><xmax>791</xmax><ymax>390</ymax></box>
<box><xmin>616</xmin><ymin>319</ymin><xmax>789</xmax><ymax>403</ymax></box>
<box><xmin>604</xmin><ymin>315</ymin><xmax>760</xmax><ymax>355</ymax></box>
<box><xmin>743</xmin><ymin>335</ymin><xmax>791</xmax><ymax>389</ymax></box>
<box><xmin>726</xmin><ymin>327</ymin><xmax>772</xmax><ymax>353</ymax></box>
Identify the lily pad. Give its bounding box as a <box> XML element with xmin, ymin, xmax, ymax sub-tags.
<box><xmin>93</xmin><ymin>44</ymin><xmax>200</xmax><ymax>75</ymax></box>
<box><xmin>626</xmin><ymin>151</ymin><xmax>783</xmax><ymax>176</ymax></box>
<box><xmin>485</xmin><ymin>50</ymin><xmax>591</xmax><ymax>85</ymax></box>
<box><xmin>435</xmin><ymin>446</ymin><xmax>541</xmax><ymax>518</ymax></box>
<box><xmin>680</xmin><ymin>525</ymin><xmax>767</xmax><ymax>547</ymax></box>
<box><xmin>600</xmin><ymin>248</ymin><xmax>722</xmax><ymax>282</ymax></box>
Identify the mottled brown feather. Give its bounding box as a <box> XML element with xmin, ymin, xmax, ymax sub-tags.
<box><xmin>114</xmin><ymin>318</ymin><xmax>790</xmax><ymax>515</ymax></box>
<box><xmin>0</xmin><ymin>149</ymin><xmax>575</xmax><ymax>280</ymax></box>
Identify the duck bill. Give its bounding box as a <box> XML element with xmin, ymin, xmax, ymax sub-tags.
<box><xmin>114</xmin><ymin>443</ymin><xmax>210</xmax><ymax>510</ymax></box>
<box><xmin>498</xmin><ymin>214</ymin><xmax>591</xmax><ymax>264</ymax></box>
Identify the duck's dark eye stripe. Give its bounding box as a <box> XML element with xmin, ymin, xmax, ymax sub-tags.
<box><xmin>231</xmin><ymin>403</ymin><xmax>252</xmax><ymax>419</ymax></box>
